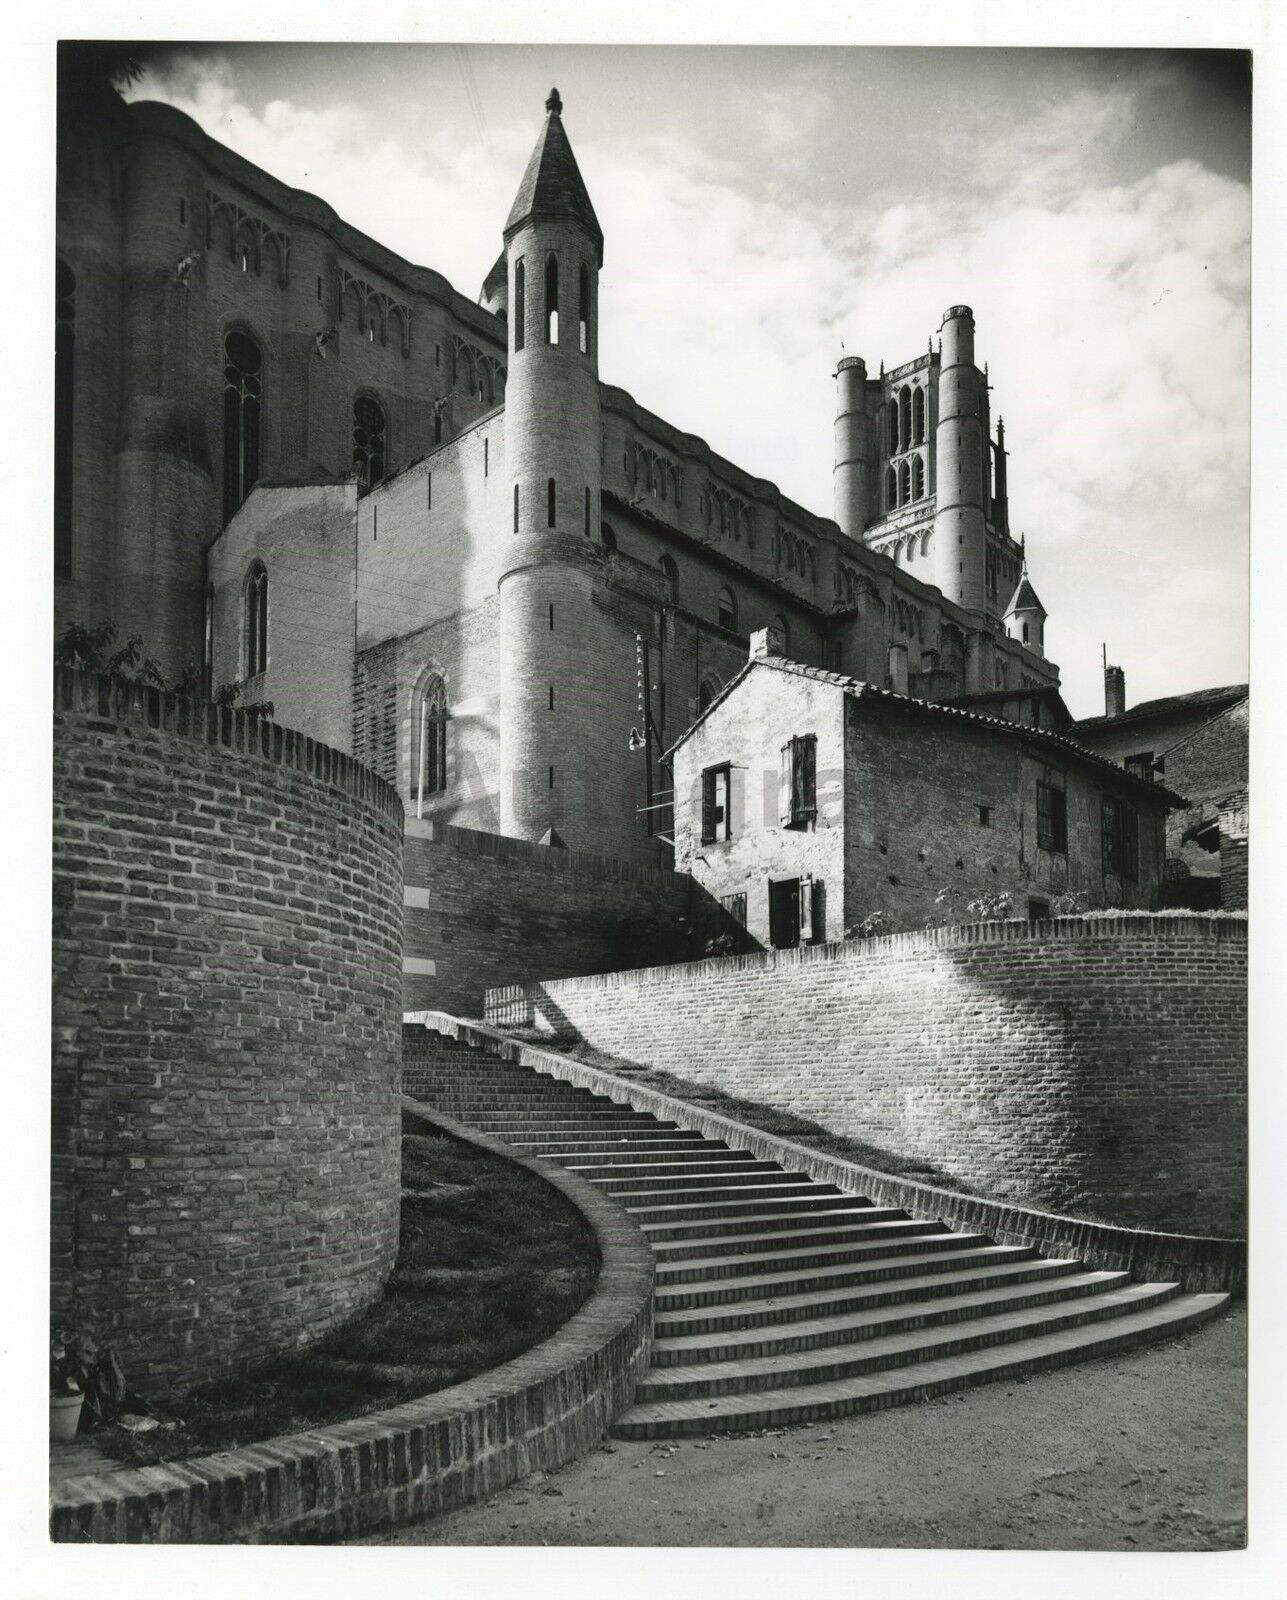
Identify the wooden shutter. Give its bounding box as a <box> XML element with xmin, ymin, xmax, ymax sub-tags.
<box><xmin>1052</xmin><ymin>788</ymin><xmax>1067</xmax><ymax>853</ymax></box>
<box><xmin>798</xmin><ymin>734</ymin><xmax>817</xmax><ymax>821</ymax></box>
<box><xmin>1036</xmin><ymin>781</ymin><xmax>1052</xmax><ymax>849</ymax></box>
<box><xmin>799</xmin><ymin>875</ymin><xmax>814</xmax><ymax>943</ymax></box>
<box><xmin>701</xmin><ymin>768</ymin><xmax>716</xmax><ymax>843</ymax></box>
<box><xmin>779</xmin><ymin>742</ymin><xmax>794</xmax><ymax>826</ymax></box>
<box><xmin>1101</xmin><ymin>796</ymin><xmax>1117</xmax><ymax>875</ymax></box>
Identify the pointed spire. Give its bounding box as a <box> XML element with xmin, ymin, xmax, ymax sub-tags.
<box><xmin>504</xmin><ymin>87</ymin><xmax>603</xmax><ymax>264</ymax></box>
<box><xmin>1005</xmin><ymin>537</ymin><xmax>1045</xmax><ymax>620</ymax></box>
<box><xmin>997</xmin><ymin>415</ymin><xmax>1006</xmax><ymax>442</ymax></box>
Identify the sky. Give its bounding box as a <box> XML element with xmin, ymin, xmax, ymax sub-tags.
<box><xmin>119</xmin><ymin>42</ymin><xmax>1252</xmax><ymax>719</ymax></box>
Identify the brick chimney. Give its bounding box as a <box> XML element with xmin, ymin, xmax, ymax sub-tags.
<box><xmin>750</xmin><ymin>622</ymin><xmax>787</xmax><ymax>660</ymax></box>
<box><xmin>1104</xmin><ymin>663</ymin><xmax>1126</xmax><ymax>717</ymax></box>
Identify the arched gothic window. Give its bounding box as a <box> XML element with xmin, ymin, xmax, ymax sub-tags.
<box><xmin>912</xmin><ymin>386</ymin><xmax>926</xmax><ymax>446</ymax></box>
<box><xmin>898</xmin><ymin>387</ymin><xmax>912</xmax><ymax>453</ymax></box>
<box><xmin>411</xmin><ymin>673</ymin><xmax>448</xmax><ymax>806</ymax></box>
<box><xmin>514</xmin><ymin>259</ymin><xmax>525</xmax><ymax>353</ymax></box>
<box><xmin>352</xmin><ymin>394</ymin><xmax>386</xmax><ymax>490</ymax></box>
<box><xmin>579</xmin><ymin>262</ymin><xmax>590</xmax><ymax>355</ymax></box>
<box><xmin>55</xmin><ymin>259</ymin><xmax>76</xmax><ymax>580</ymax></box>
<box><xmin>885</xmin><ymin>465</ymin><xmax>898</xmax><ymax>511</ymax></box>
<box><xmin>698</xmin><ymin>673</ymin><xmax>722</xmax><ymax>713</ymax></box>
<box><xmin>773</xmin><ymin>613</ymin><xmax>791</xmax><ymax>654</ymax></box>
<box><xmin>898</xmin><ymin>459</ymin><xmax>911</xmax><ymax>505</ymax></box>
<box><xmin>911</xmin><ymin>453</ymin><xmax>925</xmax><ymax>500</ymax></box>
<box><xmin>545</xmin><ymin>254</ymin><xmax>559</xmax><ymax>344</ymax></box>
<box><xmin>886</xmin><ymin>399</ymin><xmax>899</xmax><ymax>458</ymax></box>
<box><xmin>659</xmin><ymin>555</ymin><xmax>679</xmax><ymax>604</ymax></box>
<box><xmin>223</xmin><ymin>329</ymin><xmax>262</xmax><ymax>522</ymax></box>
<box><xmin>717</xmin><ymin>586</ymin><xmax>737</xmax><ymax>632</ymax></box>
<box><xmin>244</xmin><ymin>561</ymin><xmax>268</xmax><ymax>678</ymax></box>
<box><xmin>600</xmin><ymin>523</ymin><xmax>617</xmax><ymax>552</ymax></box>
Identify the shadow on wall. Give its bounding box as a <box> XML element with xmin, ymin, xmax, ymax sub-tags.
<box><xmin>484</xmin><ymin>917</ymin><xmax>1247</xmax><ymax>1239</ymax></box>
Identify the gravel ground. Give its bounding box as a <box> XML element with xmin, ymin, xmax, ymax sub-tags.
<box><xmin>356</xmin><ymin>1305</ymin><xmax>1245</xmax><ymax>1551</ymax></box>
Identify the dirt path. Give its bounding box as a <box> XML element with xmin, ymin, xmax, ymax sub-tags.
<box><xmin>356</xmin><ymin>1307</ymin><xmax>1245</xmax><ymax>1551</ymax></box>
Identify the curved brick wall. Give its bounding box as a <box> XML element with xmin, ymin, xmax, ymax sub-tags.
<box><xmin>52</xmin><ymin>670</ymin><xmax>405</xmax><ymax>1394</ymax></box>
<box><xmin>486</xmin><ymin>916</ymin><xmax>1247</xmax><ymax>1238</ymax></box>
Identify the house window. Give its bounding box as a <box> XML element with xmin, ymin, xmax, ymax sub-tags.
<box><xmin>411</xmin><ymin>673</ymin><xmax>448</xmax><ymax>804</ymax></box>
<box><xmin>660</xmin><ymin>555</ymin><xmax>679</xmax><ymax>604</ymax></box>
<box><xmin>977</xmin><ymin>805</ymin><xmax>992</xmax><ymax>827</ymax></box>
<box><xmin>720</xmin><ymin>892</ymin><xmax>747</xmax><ymax>929</ymax></box>
<box><xmin>1102</xmin><ymin>795</ymin><xmax>1139</xmax><ymax>880</ymax></box>
<box><xmin>769</xmin><ymin>875</ymin><xmax>819</xmax><ymax>949</ymax></box>
<box><xmin>780</xmin><ymin>734</ymin><xmax>817</xmax><ymax>828</ymax></box>
<box><xmin>701</xmin><ymin>763</ymin><xmax>732</xmax><ymax>843</ymax></box>
<box><xmin>1036</xmin><ymin>781</ymin><xmax>1068</xmax><ymax>853</ymax></box>
<box><xmin>352</xmin><ymin>393</ymin><xmax>386</xmax><ymax>490</ymax></box>
<box><xmin>244</xmin><ymin>561</ymin><xmax>268</xmax><ymax>678</ymax></box>
<box><xmin>55</xmin><ymin>259</ymin><xmax>76</xmax><ymax>580</ymax></box>
<box><xmin>222</xmin><ymin>328</ymin><xmax>262</xmax><ymax>522</ymax></box>
<box><xmin>514</xmin><ymin>259</ymin><xmax>525</xmax><ymax>352</ymax></box>
<box><xmin>717</xmin><ymin>586</ymin><xmax>737</xmax><ymax>631</ymax></box>
<box><xmin>1124</xmin><ymin>751</ymin><xmax>1155</xmax><ymax>781</ymax></box>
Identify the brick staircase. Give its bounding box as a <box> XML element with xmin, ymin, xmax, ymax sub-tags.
<box><xmin>404</xmin><ymin>1025</ymin><xmax>1229</xmax><ymax>1440</ymax></box>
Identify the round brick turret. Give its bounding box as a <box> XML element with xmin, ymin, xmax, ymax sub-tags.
<box><xmin>833</xmin><ymin>354</ymin><xmax>872</xmax><ymax>539</ymax></box>
<box><xmin>932</xmin><ymin>304</ymin><xmax>987</xmax><ymax>628</ymax></box>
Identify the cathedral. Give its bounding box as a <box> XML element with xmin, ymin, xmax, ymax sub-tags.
<box><xmin>56</xmin><ymin>77</ymin><xmax>1060</xmax><ymax>868</ymax></box>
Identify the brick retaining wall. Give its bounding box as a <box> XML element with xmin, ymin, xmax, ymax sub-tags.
<box><xmin>52</xmin><ymin>669</ymin><xmax>404</xmax><ymax>1393</ymax></box>
<box><xmin>50</xmin><ymin>1094</ymin><xmax>654</xmax><ymax>1543</ymax></box>
<box><xmin>484</xmin><ymin>915</ymin><xmax>1247</xmax><ymax>1239</ymax></box>
<box><xmin>401</xmin><ymin>817</ymin><xmax>722</xmax><ymax>1014</ymax></box>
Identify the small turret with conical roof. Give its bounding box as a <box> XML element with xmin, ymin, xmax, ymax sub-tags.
<box><xmin>1004</xmin><ymin>537</ymin><xmax>1048</xmax><ymax>658</ymax></box>
<box><xmin>497</xmin><ymin>89</ymin><xmax>608</xmax><ymax>848</ymax></box>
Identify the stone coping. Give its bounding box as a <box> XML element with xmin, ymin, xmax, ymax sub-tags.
<box><xmin>413</xmin><ymin>1012</ymin><xmax>1246</xmax><ymax>1299</ymax></box>
<box><xmin>484</xmin><ymin>912</ymin><xmax>1247</xmax><ymax>1006</ymax></box>
<box><xmin>49</xmin><ymin>1099</ymin><xmax>654</xmax><ymax>1544</ymax></box>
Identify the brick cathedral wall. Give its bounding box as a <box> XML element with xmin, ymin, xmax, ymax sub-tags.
<box><xmin>51</xmin><ymin>669</ymin><xmax>404</xmax><ymax>1395</ymax></box>
<box><xmin>486</xmin><ymin>916</ymin><xmax>1247</xmax><ymax>1238</ymax></box>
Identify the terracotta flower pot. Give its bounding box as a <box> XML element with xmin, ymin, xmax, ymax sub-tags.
<box><xmin>50</xmin><ymin>1391</ymin><xmax>84</xmax><ymax>1442</ymax></box>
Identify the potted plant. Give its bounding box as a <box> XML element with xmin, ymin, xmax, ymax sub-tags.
<box><xmin>50</xmin><ymin>1325</ymin><xmax>127</xmax><ymax>1442</ymax></box>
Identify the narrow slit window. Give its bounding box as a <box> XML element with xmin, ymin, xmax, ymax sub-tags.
<box><xmin>578</xmin><ymin>262</ymin><xmax>590</xmax><ymax>354</ymax></box>
<box><xmin>514</xmin><ymin>483</ymin><xmax>520</xmax><ymax>533</ymax></box>
<box><xmin>316</xmin><ymin>274</ymin><xmax>322</xmax><ymax>301</ymax></box>
<box><xmin>244</xmin><ymin>562</ymin><xmax>268</xmax><ymax>678</ymax></box>
<box><xmin>222</xmin><ymin>328</ymin><xmax>262</xmax><ymax>522</ymax></box>
<box><xmin>549</xmin><ymin>686</ymin><xmax>555</xmax><ymax>709</ymax></box>
<box><xmin>545</xmin><ymin>254</ymin><xmax>559</xmax><ymax>344</ymax></box>
<box><xmin>549</xmin><ymin>604</ymin><xmax>555</xmax><ymax>630</ymax></box>
<box><xmin>427</xmin><ymin>472</ymin><xmax>432</xmax><ymax>509</ymax></box>
<box><xmin>514</xmin><ymin>259</ymin><xmax>525</xmax><ymax>352</ymax></box>
<box><xmin>179</xmin><ymin>197</ymin><xmax>187</xmax><ymax>225</ymax></box>
<box><xmin>434</xmin><ymin>412</ymin><xmax>443</xmax><ymax>444</ymax></box>
<box><xmin>717</xmin><ymin>586</ymin><xmax>736</xmax><ymax>632</ymax></box>
<box><xmin>584</xmin><ymin>486</ymin><xmax>591</xmax><ymax>536</ymax></box>
<box><xmin>484</xmin><ymin>437</ymin><xmax>489</xmax><ymax>477</ymax></box>
<box><xmin>547</xmin><ymin>477</ymin><xmax>556</xmax><ymax>527</ymax></box>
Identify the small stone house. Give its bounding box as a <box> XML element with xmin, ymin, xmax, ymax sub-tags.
<box><xmin>668</xmin><ymin>627</ymin><xmax>1180</xmax><ymax>948</ymax></box>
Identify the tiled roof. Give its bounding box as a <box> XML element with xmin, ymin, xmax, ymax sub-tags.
<box><xmin>481</xmin><ymin>250</ymin><xmax>507</xmax><ymax>300</ymax></box>
<box><xmin>504</xmin><ymin>93</ymin><xmax>603</xmax><ymax>263</ymax></box>
<box><xmin>1005</xmin><ymin>573</ymin><xmax>1046</xmax><ymax>616</ymax></box>
<box><xmin>666</xmin><ymin>654</ymin><xmax>1187</xmax><ymax>807</ymax></box>
<box><xmin>1071</xmin><ymin>683</ymin><xmax>1247</xmax><ymax>734</ymax></box>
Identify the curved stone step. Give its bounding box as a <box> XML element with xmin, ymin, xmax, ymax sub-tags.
<box><xmin>612</xmin><ymin>1292</ymin><xmax>1230</xmax><ymax>1437</ymax></box>
<box><xmin>651</xmin><ymin>1268</ymin><xmax>1133</xmax><ymax>1365</ymax></box>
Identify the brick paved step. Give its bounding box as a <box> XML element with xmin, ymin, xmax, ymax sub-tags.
<box><xmin>588</xmin><ymin>1167</ymin><xmax>804</xmax><ymax>1196</ymax></box>
<box><xmin>612</xmin><ymin>1181</ymin><xmax>845</xmax><ymax>1215</ymax></box>
<box><xmin>551</xmin><ymin>1145</ymin><xmax>750</xmax><ymax>1168</ymax></box>
<box><xmin>611</xmin><ymin>1292</ymin><xmax>1229</xmax><ymax>1437</ymax></box>
<box><xmin>623</xmin><ymin>1190</ymin><xmax>873</xmax><ymax>1226</ymax></box>
<box><xmin>636</xmin><ymin>1281</ymin><xmax>1182</xmax><ymax>1401</ymax></box>
<box><xmin>653</xmin><ymin>1225</ymin><xmax>969</xmax><ymax>1287</ymax></box>
<box><xmin>641</xmin><ymin>1204</ymin><xmax>909</xmax><ymax>1246</ymax></box>
<box><xmin>654</xmin><ymin>1239</ymin><xmax>1010</xmax><ymax>1310</ymax></box>
<box><xmin>575</xmin><ymin>1158</ymin><xmax>787</xmax><ymax>1186</ymax></box>
<box><xmin>650</xmin><ymin>1268</ymin><xmax>1133</xmax><ymax>1366</ymax></box>
<box><xmin>422</xmin><ymin>1091</ymin><xmax>619</xmax><ymax>1110</ymax></box>
<box><xmin>654</xmin><ymin>1254</ymin><xmax>1084</xmax><ymax>1337</ymax></box>
<box><xmin>649</xmin><ymin>1214</ymin><xmax>929</xmax><ymax>1262</ymax></box>
<box><xmin>471</xmin><ymin>1114</ymin><xmax>677</xmax><ymax>1131</ymax></box>
<box><xmin>511</xmin><ymin>1135</ymin><xmax>720</xmax><ymax>1157</ymax></box>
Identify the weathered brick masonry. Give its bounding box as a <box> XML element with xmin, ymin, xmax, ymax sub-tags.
<box><xmin>487</xmin><ymin>915</ymin><xmax>1247</xmax><ymax>1237</ymax></box>
<box><xmin>402</xmin><ymin>818</ymin><xmax>725</xmax><ymax>1015</ymax></box>
<box><xmin>52</xmin><ymin>669</ymin><xmax>404</xmax><ymax>1394</ymax></box>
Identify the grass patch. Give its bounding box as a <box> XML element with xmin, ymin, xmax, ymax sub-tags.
<box><xmin>95</xmin><ymin>1113</ymin><xmax>598</xmax><ymax>1467</ymax></box>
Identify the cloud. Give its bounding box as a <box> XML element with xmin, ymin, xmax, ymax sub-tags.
<box><xmin>128</xmin><ymin>55</ymin><xmax>1249</xmax><ymax>715</ymax></box>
